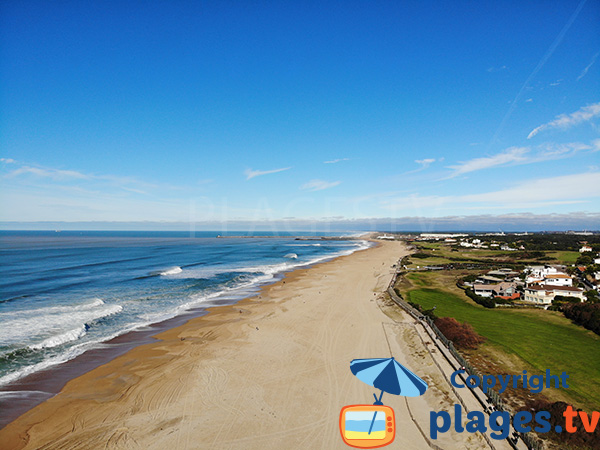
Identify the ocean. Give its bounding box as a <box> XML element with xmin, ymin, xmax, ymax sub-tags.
<box><xmin>0</xmin><ymin>231</ymin><xmax>369</xmax><ymax>394</ymax></box>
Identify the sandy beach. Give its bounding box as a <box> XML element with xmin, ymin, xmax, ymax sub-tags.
<box><xmin>0</xmin><ymin>240</ymin><xmax>492</xmax><ymax>450</ymax></box>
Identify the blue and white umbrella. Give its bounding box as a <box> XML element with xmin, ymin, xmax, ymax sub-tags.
<box><xmin>350</xmin><ymin>357</ymin><xmax>428</xmax><ymax>401</ymax></box>
<box><xmin>350</xmin><ymin>357</ymin><xmax>428</xmax><ymax>435</ymax></box>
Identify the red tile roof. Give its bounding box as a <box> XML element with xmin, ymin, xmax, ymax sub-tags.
<box><xmin>497</xmin><ymin>293</ymin><xmax>521</xmax><ymax>300</ymax></box>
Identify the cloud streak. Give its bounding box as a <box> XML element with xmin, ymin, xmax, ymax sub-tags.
<box><xmin>446</xmin><ymin>147</ymin><xmax>529</xmax><ymax>178</ymax></box>
<box><xmin>487</xmin><ymin>65</ymin><xmax>507</xmax><ymax>73</ymax></box>
<box><xmin>488</xmin><ymin>0</ymin><xmax>587</xmax><ymax>145</ymax></box>
<box><xmin>382</xmin><ymin>171</ymin><xmax>600</xmax><ymax>211</ymax></box>
<box><xmin>300</xmin><ymin>179</ymin><xmax>340</xmax><ymax>191</ymax></box>
<box><xmin>528</xmin><ymin>102</ymin><xmax>600</xmax><ymax>139</ymax></box>
<box><xmin>6</xmin><ymin>166</ymin><xmax>90</xmax><ymax>180</ymax></box>
<box><xmin>415</xmin><ymin>158</ymin><xmax>436</xmax><ymax>168</ymax></box>
<box><xmin>244</xmin><ymin>167</ymin><xmax>291</xmax><ymax>180</ymax></box>
<box><xmin>577</xmin><ymin>52</ymin><xmax>599</xmax><ymax>81</ymax></box>
<box><xmin>324</xmin><ymin>158</ymin><xmax>349</xmax><ymax>164</ymax></box>
<box><xmin>2</xmin><ymin>161</ymin><xmax>168</xmax><ymax>195</ymax></box>
<box><xmin>403</xmin><ymin>158</ymin><xmax>441</xmax><ymax>175</ymax></box>
<box><xmin>446</xmin><ymin>142</ymin><xmax>593</xmax><ymax>178</ymax></box>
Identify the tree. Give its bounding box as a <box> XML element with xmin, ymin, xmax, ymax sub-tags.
<box><xmin>576</xmin><ymin>254</ymin><xmax>593</xmax><ymax>266</ymax></box>
<box><xmin>585</xmin><ymin>290</ymin><xmax>599</xmax><ymax>303</ymax></box>
<box><xmin>585</xmin><ymin>264</ymin><xmax>599</xmax><ymax>277</ymax></box>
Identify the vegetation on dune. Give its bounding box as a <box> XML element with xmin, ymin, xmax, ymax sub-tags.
<box><xmin>433</xmin><ymin>317</ymin><xmax>486</xmax><ymax>350</ymax></box>
<box><xmin>561</xmin><ymin>302</ymin><xmax>600</xmax><ymax>336</ymax></box>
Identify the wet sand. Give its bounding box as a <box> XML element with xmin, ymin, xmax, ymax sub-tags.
<box><xmin>0</xmin><ymin>240</ymin><xmax>490</xmax><ymax>449</ymax></box>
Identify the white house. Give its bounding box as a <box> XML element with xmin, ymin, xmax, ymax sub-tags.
<box><xmin>525</xmin><ymin>265</ymin><xmax>564</xmax><ymax>284</ymax></box>
<box><xmin>523</xmin><ymin>285</ymin><xmax>585</xmax><ymax>305</ymax></box>
<box><xmin>474</xmin><ymin>282</ymin><xmax>517</xmax><ymax>298</ymax></box>
<box><xmin>580</xmin><ymin>245</ymin><xmax>592</xmax><ymax>253</ymax></box>
<box><xmin>473</xmin><ymin>284</ymin><xmax>495</xmax><ymax>297</ymax></box>
<box><xmin>542</xmin><ymin>273</ymin><xmax>573</xmax><ymax>287</ymax></box>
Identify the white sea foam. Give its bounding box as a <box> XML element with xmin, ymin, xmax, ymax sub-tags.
<box><xmin>0</xmin><ymin>390</ymin><xmax>49</xmax><ymax>399</ymax></box>
<box><xmin>284</xmin><ymin>253</ymin><xmax>298</xmax><ymax>259</ymax></box>
<box><xmin>0</xmin><ymin>330</ymin><xmax>122</xmax><ymax>387</ymax></box>
<box><xmin>160</xmin><ymin>266</ymin><xmax>183</xmax><ymax>276</ymax></box>
<box><xmin>0</xmin><ymin>298</ymin><xmax>106</xmax><ymax>316</ymax></box>
<box><xmin>0</xmin><ymin>300</ymin><xmax>122</xmax><ymax>348</ymax></box>
<box><xmin>28</xmin><ymin>325</ymin><xmax>87</xmax><ymax>350</ymax></box>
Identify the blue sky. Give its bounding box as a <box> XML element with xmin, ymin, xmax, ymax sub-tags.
<box><xmin>1</xmin><ymin>1</ymin><xmax>599</xmax><ymax>230</ymax></box>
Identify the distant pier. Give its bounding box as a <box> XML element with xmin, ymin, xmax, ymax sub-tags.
<box><xmin>215</xmin><ymin>235</ymin><xmax>362</xmax><ymax>240</ymax></box>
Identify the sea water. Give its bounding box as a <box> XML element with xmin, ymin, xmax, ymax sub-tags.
<box><xmin>0</xmin><ymin>231</ymin><xmax>369</xmax><ymax>388</ymax></box>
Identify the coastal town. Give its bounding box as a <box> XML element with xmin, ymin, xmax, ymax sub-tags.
<box><xmin>398</xmin><ymin>233</ymin><xmax>600</xmax><ymax>309</ymax></box>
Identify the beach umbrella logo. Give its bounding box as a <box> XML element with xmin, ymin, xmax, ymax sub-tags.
<box><xmin>339</xmin><ymin>357</ymin><xmax>428</xmax><ymax>448</ymax></box>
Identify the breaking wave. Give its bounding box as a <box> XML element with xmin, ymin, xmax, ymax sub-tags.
<box><xmin>160</xmin><ymin>266</ymin><xmax>183</xmax><ymax>276</ymax></box>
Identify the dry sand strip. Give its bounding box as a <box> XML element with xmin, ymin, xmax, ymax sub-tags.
<box><xmin>1</xmin><ymin>240</ymin><xmax>490</xmax><ymax>450</ymax></box>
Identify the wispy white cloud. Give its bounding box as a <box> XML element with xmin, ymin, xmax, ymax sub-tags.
<box><xmin>447</xmin><ymin>147</ymin><xmax>529</xmax><ymax>178</ymax></box>
<box><xmin>527</xmin><ymin>102</ymin><xmax>600</xmax><ymax>139</ymax></box>
<box><xmin>120</xmin><ymin>186</ymin><xmax>149</xmax><ymax>195</ymax></box>
<box><xmin>6</xmin><ymin>166</ymin><xmax>89</xmax><ymax>180</ymax></box>
<box><xmin>549</xmin><ymin>79</ymin><xmax>562</xmax><ymax>87</ymax></box>
<box><xmin>300</xmin><ymin>179</ymin><xmax>340</xmax><ymax>191</ymax></box>
<box><xmin>488</xmin><ymin>0</ymin><xmax>587</xmax><ymax>144</ymax></box>
<box><xmin>324</xmin><ymin>158</ymin><xmax>350</xmax><ymax>164</ymax></box>
<box><xmin>461</xmin><ymin>172</ymin><xmax>600</xmax><ymax>205</ymax></box>
<box><xmin>415</xmin><ymin>158</ymin><xmax>436</xmax><ymax>168</ymax></box>
<box><xmin>446</xmin><ymin>142</ymin><xmax>592</xmax><ymax>178</ymax></box>
<box><xmin>402</xmin><ymin>158</ymin><xmax>442</xmax><ymax>175</ymax></box>
<box><xmin>525</xmin><ymin>98</ymin><xmax>533</xmax><ymax>103</ymax></box>
<box><xmin>382</xmin><ymin>172</ymin><xmax>600</xmax><ymax>211</ymax></box>
<box><xmin>577</xmin><ymin>52</ymin><xmax>599</xmax><ymax>81</ymax></box>
<box><xmin>2</xmin><ymin>161</ymin><xmax>171</xmax><ymax>196</ymax></box>
<box><xmin>244</xmin><ymin>167</ymin><xmax>291</xmax><ymax>180</ymax></box>
<box><xmin>0</xmin><ymin>158</ymin><xmax>16</xmax><ymax>164</ymax></box>
<box><xmin>487</xmin><ymin>65</ymin><xmax>507</xmax><ymax>73</ymax></box>
<box><xmin>535</xmin><ymin>142</ymin><xmax>591</xmax><ymax>158</ymax></box>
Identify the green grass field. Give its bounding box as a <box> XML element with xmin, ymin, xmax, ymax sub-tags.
<box><xmin>413</xmin><ymin>242</ymin><xmax>581</xmax><ymax>267</ymax></box>
<box><xmin>546</xmin><ymin>251</ymin><xmax>580</xmax><ymax>265</ymax></box>
<box><xmin>403</xmin><ymin>274</ymin><xmax>600</xmax><ymax>411</ymax></box>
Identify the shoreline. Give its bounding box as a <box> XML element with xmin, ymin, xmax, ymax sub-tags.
<box><xmin>0</xmin><ymin>239</ymin><xmax>375</xmax><ymax>429</ymax></box>
<box><xmin>0</xmin><ymin>239</ymin><xmax>489</xmax><ymax>449</ymax></box>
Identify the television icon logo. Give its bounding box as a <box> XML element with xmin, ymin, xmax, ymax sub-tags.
<box><xmin>339</xmin><ymin>404</ymin><xmax>395</xmax><ymax>448</ymax></box>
